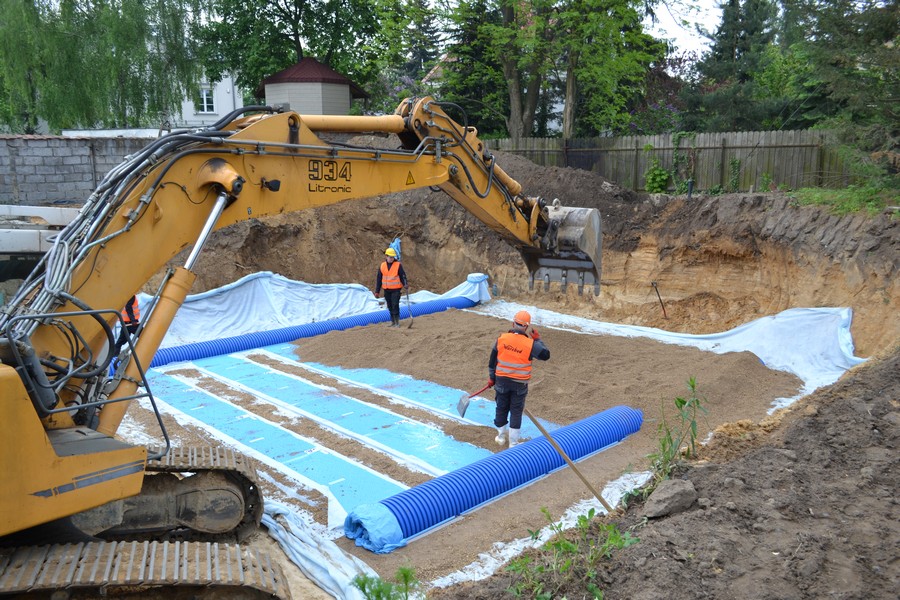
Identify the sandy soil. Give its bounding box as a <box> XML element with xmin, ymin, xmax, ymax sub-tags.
<box><xmin>132</xmin><ymin>138</ymin><xmax>898</xmax><ymax>598</ymax></box>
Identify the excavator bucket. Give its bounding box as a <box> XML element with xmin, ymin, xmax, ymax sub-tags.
<box><xmin>522</xmin><ymin>205</ymin><xmax>602</xmax><ymax>295</ymax></box>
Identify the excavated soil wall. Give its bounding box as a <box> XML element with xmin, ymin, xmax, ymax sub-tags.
<box><xmin>166</xmin><ymin>149</ymin><xmax>897</xmax><ymax>357</ymax></box>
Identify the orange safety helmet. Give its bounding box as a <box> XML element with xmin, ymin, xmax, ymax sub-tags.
<box><xmin>384</xmin><ymin>248</ymin><xmax>398</xmax><ymax>258</ymax></box>
<box><xmin>513</xmin><ymin>310</ymin><xmax>531</xmax><ymax>327</ymax></box>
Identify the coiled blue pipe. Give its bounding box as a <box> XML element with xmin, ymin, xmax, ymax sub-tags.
<box><xmin>150</xmin><ymin>296</ymin><xmax>476</xmax><ymax>368</ymax></box>
<box><xmin>345</xmin><ymin>405</ymin><xmax>643</xmax><ymax>553</ymax></box>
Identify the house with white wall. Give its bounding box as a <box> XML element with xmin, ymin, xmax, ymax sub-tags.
<box><xmin>62</xmin><ymin>75</ymin><xmax>244</xmax><ymax>137</ymax></box>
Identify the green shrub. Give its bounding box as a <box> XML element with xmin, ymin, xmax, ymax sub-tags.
<box><xmin>647</xmin><ymin>377</ymin><xmax>708</xmax><ymax>487</ymax></box>
<box><xmin>353</xmin><ymin>566</ymin><xmax>420</xmax><ymax>600</ymax></box>
<box><xmin>644</xmin><ymin>157</ymin><xmax>670</xmax><ymax>193</ymax></box>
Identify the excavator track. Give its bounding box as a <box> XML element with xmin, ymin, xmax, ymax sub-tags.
<box><xmin>0</xmin><ymin>540</ymin><xmax>291</xmax><ymax>598</ymax></box>
<box><xmin>142</xmin><ymin>446</ymin><xmax>264</xmax><ymax>542</ymax></box>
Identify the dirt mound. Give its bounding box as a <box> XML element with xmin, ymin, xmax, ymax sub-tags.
<box><xmin>148</xmin><ymin>142</ymin><xmax>898</xmax><ymax>598</ymax></box>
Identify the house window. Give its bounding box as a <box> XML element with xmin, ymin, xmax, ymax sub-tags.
<box><xmin>196</xmin><ymin>87</ymin><xmax>215</xmax><ymax>114</ymax></box>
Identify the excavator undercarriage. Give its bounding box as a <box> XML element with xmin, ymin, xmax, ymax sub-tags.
<box><xmin>0</xmin><ymin>447</ymin><xmax>286</xmax><ymax>598</ymax></box>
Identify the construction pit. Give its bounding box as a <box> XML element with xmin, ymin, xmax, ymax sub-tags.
<box><xmin>121</xmin><ymin>149</ymin><xmax>897</xmax><ymax>599</ymax></box>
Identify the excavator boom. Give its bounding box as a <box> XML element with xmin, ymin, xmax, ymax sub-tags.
<box><xmin>0</xmin><ymin>96</ymin><xmax>601</xmax><ymax>596</ymax></box>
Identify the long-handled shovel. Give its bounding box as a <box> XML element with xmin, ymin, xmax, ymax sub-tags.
<box><xmin>522</xmin><ymin>407</ymin><xmax>614</xmax><ymax>513</ymax></box>
<box><xmin>457</xmin><ymin>382</ymin><xmax>492</xmax><ymax>418</ymax></box>
<box><xmin>405</xmin><ymin>287</ymin><xmax>414</xmax><ymax>329</ymax></box>
<box><xmin>457</xmin><ymin>381</ymin><xmax>614</xmax><ymax>513</ymax></box>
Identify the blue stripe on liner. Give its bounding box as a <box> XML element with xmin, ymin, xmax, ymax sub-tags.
<box><xmin>263</xmin><ymin>343</ymin><xmax>560</xmax><ymax>441</ymax></box>
<box><xmin>186</xmin><ymin>353</ymin><xmax>493</xmax><ymax>473</ymax></box>
<box><xmin>145</xmin><ymin>369</ymin><xmax>406</xmax><ymax>515</ymax></box>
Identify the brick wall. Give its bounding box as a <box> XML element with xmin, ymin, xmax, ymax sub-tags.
<box><xmin>0</xmin><ymin>136</ymin><xmax>150</xmax><ymax>205</ymax></box>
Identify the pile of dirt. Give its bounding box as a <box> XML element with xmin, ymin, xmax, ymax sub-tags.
<box><xmin>146</xmin><ymin>141</ymin><xmax>898</xmax><ymax>598</ymax></box>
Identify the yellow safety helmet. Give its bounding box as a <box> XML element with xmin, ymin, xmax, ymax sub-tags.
<box><xmin>384</xmin><ymin>248</ymin><xmax>398</xmax><ymax>258</ymax></box>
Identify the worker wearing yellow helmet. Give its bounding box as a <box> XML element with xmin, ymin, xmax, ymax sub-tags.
<box><xmin>374</xmin><ymin>247</ymin><xmax>408</xmax><ymax>327</ymax></box>
<box><xmin>487</xmin><ymin>310</ymin><xmax>550</xmax><ymax>448</ymax></box>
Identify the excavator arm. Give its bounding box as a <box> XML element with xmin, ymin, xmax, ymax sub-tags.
<box><xmin>0</xmin><ymin>97</ymin><xmax>601</xmax><ymax>555</ymax></box>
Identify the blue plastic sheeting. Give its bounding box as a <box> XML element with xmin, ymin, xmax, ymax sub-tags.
<box><xmin>262</xmin><ymin>343</ymin><xmax>560</xmax><ymax>441</ymax></box>
<box><xmin>388</xmin><ymin>237</ymin><xmax>402</xmax><ymax>260</ymax></box>
<box><xmin>185</xmin><ymin>353</ymin><xmax>493</xmax><ymax>473</ymax></box>
<box><xmin>345</xmin><ymin>405</ymin><xmax>643</xmax><ymax>553</ymax></box>
<box><xmin>145</xmin><ymin>369</ymin><xmax>407</xmax><ymax>519</ymax></box>
<box><xmin>151</xmin><ymin>294</ymin><xmax>478</xmax><ymax>369</ymax></box>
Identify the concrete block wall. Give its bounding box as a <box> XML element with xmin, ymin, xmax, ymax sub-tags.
<box><xmin>0</xmin><ymin>135</ymin><xmax>149</xmax><ymax>205</ymax></box>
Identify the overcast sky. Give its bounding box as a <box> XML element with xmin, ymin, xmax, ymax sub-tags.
<box><xmin>644</xmin><ymin>0</ymin><xmax>723</xmax><ymax>56</ymax></box>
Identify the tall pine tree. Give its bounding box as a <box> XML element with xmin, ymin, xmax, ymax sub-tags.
<box><xmin>680</xmin><ymin>0</ymin><xmax>780</xmax><ymax>131</ymax></box>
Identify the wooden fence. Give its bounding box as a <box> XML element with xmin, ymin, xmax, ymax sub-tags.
<box><xmin>488</xmin><ymin>130</ymin><xmax>851</xmax><ymax>193</ymax></box>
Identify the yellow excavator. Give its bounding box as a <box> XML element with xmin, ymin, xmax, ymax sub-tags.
<box><xmin>0</xmin><ymin>97</ymin><xmax>601</xmax><ymax>597</ymax></box>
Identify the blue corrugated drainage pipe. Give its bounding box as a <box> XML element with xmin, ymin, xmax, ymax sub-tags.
<box><xmin>344</xmin><ymin>405</ymin><xmax>643</xmax><ymax>553</ymax></box>
<box><xmin>151</xmin><ymin>296</ymin><xmax>476</xmax><ymax>368</ymax></box>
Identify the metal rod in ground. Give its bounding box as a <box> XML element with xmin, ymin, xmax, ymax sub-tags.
<box><xmin>651</xmin><ymin>281</ymin><xmax>668</xmax><ymax>319</ymax></box>
<box><xmin>523</xmin><ymin>408</ymin><xmax>615</xmax><ymax>513</ymax></box>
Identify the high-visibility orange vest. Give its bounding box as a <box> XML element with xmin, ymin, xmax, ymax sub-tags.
<box><xmin>380</xmin><ymin>261</ymin><xmax>403</xmax><ymax>289</ymax></box>
<box><xmin>495</xmin><ymin>332</ymin><xmax>534</xmax><ymax>380</ymax></box>
<box><xmin>121</xmin><ymin>297</ymin><xmax>140</xmax><ymax>325</ymax></box>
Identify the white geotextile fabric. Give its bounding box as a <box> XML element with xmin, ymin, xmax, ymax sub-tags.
<box><xmin>138</xmin><ymin>271</ymin><xmax>491</xmax><ymax>349</ymax></box>
<box><xmin>263</xmin><ymin>502</ymin><xmax>376</xmax><ymax>600</ymax></box>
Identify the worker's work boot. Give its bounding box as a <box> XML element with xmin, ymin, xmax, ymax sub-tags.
<box><xmin>508</xmin><ymin>428</ymin><xmax>521</xmax><ymax>448</ymax></box>
<box><xmin>494</xmin><ymin>426</ymin><xmax>508</xmax><ymax>446</ymax></box>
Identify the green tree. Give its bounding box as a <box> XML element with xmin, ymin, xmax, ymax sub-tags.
<box><xmin>355</xmin><ymin>0</ymin><xmax>444</xmax><ymax>113</ymax></box>
<box><xmin>0</xmin><ymin>0</ymin><xmax>206</xmax><ymax>132</ymax></box>
<box><xmin>680</xmin><ymin>0</ymin><xmax>780</xmax><ymax>131</ymax></box>
<box><xmin>483</xmin><ymin>0</ymin><xmax>558</xmax><ymax>139</ymax></box>
<box><xmin>436</xmin><ymin>0</ymin><xmax>510</xmax><ymax>136</ymax></box>
<box><xmin>402</xmin><ymin>0</ymin><xmax>442</xmax><ymax>79</ymax></box>
<box><xmin>779</xmin><ymin>0</ymin><xmax>898</xmax><ymax>153</ymax></box>
<box><xmin>557</xmin><ymin>0</ymin><xmax>665</xmax><ymax>137</ymax></box>
<box><xmin>440</xmin><ymin>0</ymin><xmax>662</xmax><ymax>138</ymax></box>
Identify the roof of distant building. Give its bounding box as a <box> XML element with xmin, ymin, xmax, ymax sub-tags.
<box><xmin>256</xmin><ymin>57</ymin><xmax>368</xmax><ymax>99</ymax></box>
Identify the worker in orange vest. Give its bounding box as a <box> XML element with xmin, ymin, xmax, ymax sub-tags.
<box><xmin>115</xmin><ymin>295</ymin><xmax>141</xmax><ymax>355</ymax></box>
<box><xmin>487</xmin><ymin>310</ymin><xmax>549</xmax><ymax>448</ymax></box>
<box><xmin>374</xmin><ymin>248</ymin><xmax>408</xmax><ymax>327</ymax></box>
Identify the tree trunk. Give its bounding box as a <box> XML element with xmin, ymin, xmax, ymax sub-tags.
<box><xmin>562</xmin><ymin>53</ymin><xmax>578</xmax><ymax>139</ymax></box>
<box><xmin>502</xmin><ymin>57</ymin><xmax>524</xmax><ymax>139</ymax></box>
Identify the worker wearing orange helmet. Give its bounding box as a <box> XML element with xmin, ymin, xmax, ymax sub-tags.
<box><xmin>487</xmin><ymin>310</ymin><xmax>549</xmax><ymax>448</ymax></box>
<box><xmin>374</xmin><ymin>247</ymin><xmax>408</xmax><ymax>327</ymax></box>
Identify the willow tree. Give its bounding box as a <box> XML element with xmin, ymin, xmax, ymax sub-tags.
<box><xmin>0</xmin><ymin>0</ymin><xmax>207</xmax><ymax>132</ymax></box>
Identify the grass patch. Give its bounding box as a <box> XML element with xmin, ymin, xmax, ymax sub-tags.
<box><xmin>505</xmin><ymin>507</ymin><xmax>638</xmax><ymax>599</ymax></box>
<box><xmin>791</xmin><ymin>185</ymin><xmax>898</xmax><ymax>215</ymax></box>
